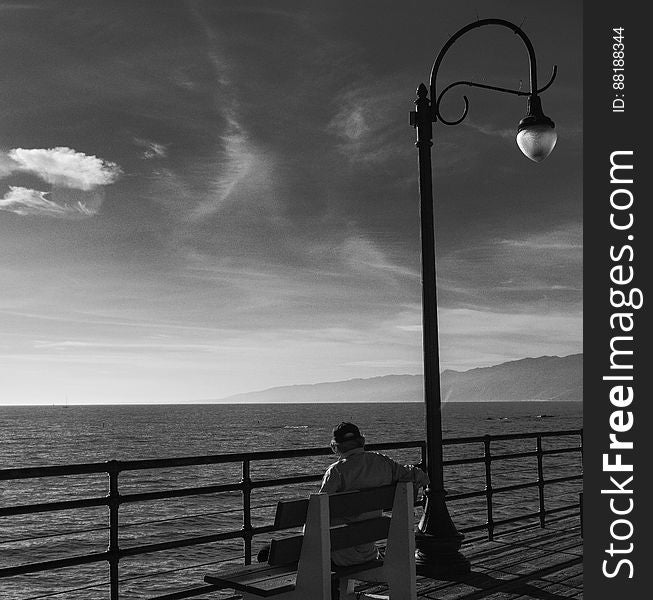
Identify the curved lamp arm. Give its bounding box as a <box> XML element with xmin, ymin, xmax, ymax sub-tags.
<box><xmin>429</xmin><ymin>18</ymin><xmax>557</xmax><ymax>125</ymax></box>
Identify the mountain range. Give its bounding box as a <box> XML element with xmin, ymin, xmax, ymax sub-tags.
<box><xmin>215</xmin><ymin>353</ymin><xmax>582</xmax><ymax>404</ymax></box>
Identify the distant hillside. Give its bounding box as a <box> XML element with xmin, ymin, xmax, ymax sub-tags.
<box><xmin>441</xmin><ymin>353</ymin><xmax>582</xmax><ymax>402</ymax></box>
<box><xmin>214</xmin><ymin>354</ymin><xmax>582</xmax><ymax>404</ymax></box>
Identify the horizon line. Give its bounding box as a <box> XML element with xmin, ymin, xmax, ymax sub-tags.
<box><xmin>0</xmin><ymin>399</ymin><xmax>582</xmax><ymax>407</ymax></box>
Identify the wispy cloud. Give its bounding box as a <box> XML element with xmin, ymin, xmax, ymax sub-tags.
<box><xmin>133</xmin><ymin>137</ymin><xmax>168</xmax><ymax>159</ymax></box>
<box><xmin>497</xmin><ymin>227</ymin><xmax>583</xmax><ymax>251</ymax></box>
<box><xmin>8</xmin><ymin>147</ymin><xmax>121</xmax><ymax>190</ymax></box>
<box><xmin>438</xmin><ymin>307</ymin><xmax>582</xmax><ymax>370</ymax></box>
<box><xmin>181</xmin><ymin>4</ymin><xmax>263</xmax><ymax>221</ymax></box>
<box><xmin>465</xmin><ymin>119</ymin><xmax>515</xmax><ymax>140</ymax></box>
<box><xmin>327</xmin><ymin>82</ymin><xmax>406</xmax><ymax>164</ymax></box>
<box><xmin>340</xmin><ymin>235</ymin><xmax>419</xmax><ymax>281</ymax></box>
<box><xmin>0</xmin><ymin>186</ymin><xmax>98</xmax><ymax>218</ymax></box>
<box><xmin>438</xmin><ymin>223</ymin><xmax>582</xmax><ymax>309</ymax></box>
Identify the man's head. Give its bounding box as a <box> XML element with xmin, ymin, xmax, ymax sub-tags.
<box><xmin>330</xmin><ymin>421</ymin><xmax>365</xmax><ymax>454</ymax></box>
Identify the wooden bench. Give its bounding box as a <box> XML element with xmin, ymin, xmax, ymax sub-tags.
<box><xmin>204</xmin><ymin>481</ymin><xmax>416</xmax><ymax>599</ymax></box>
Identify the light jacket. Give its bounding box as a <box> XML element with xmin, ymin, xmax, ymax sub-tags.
<box><xmin>319</xmin><ymin>447</ymin><xmax>429</xmax><ymax>566</ymax></box>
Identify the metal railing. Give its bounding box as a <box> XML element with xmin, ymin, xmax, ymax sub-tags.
<box><xmin>443</xmin><ymin>429</ymin><xmax>583</xmax><ymax>542</ymax></box>
<box><xmin>0</xmin><ymin>429</ymin><xmax>582</xmax><ymax>599</ymax></box>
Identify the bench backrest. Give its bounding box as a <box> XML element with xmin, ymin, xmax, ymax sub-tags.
<box><xmin>273</xmin><ymin>483</ymin><xmax>397</xmax><ymax>528</ymax></box>
<box><xmin>269</xmin><ymin>483</ymin><xmax>399</xmax><ymax>566</ymax></box>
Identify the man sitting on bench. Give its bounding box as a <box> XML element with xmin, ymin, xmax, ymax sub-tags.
<box><xmin>223</xmin><ymin>422</ymin><xmax>426</xmax><ymax>599</ymax></box>
<box><xmin>320</xmin><ymin>422</ymin><xmax>429</xmax><ymax>569</ymax></box>
<box><xmin>257</xmin><ymin>421</ymin><xmax>429</xmax><ymax>565</ymax></box>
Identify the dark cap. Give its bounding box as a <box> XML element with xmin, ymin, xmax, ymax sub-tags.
<box><xmin>332</xmin><ymin>422</ymin><xmax>363</xmax><ymax>443</ymax></box>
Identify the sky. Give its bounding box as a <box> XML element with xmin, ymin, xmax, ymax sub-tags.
<box><xmin>0</xmin><ymin>0</ymin><xmax>582</xmax><ymax>404</ymax></box>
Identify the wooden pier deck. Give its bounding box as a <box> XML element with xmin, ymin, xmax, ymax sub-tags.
<box><xmin>211</xmin><ymin>514</ymin><xmax>582</xmax><ymax>599</ymax></box>
<box><xmin>360</xmin><ymin>514</ymin><xmax>582</xmax><ymax>599</ymax></box>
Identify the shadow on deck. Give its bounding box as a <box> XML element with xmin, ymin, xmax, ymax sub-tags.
<box><xmin>360</xmin><ymin>514</ymin><xmax>582</xmax><ymax>599</ymax></box>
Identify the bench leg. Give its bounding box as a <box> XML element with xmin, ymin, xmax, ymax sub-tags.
<box><xmin>384</xmin><ymin>484</ymin><xmax>416</xmax><ymax>600</ymax></box>
<box><xmin>338</xmin><ymin>577</ymin><xmax>357</xmax><ymax>599</ymax></box>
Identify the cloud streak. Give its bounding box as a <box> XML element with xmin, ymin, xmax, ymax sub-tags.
<box><xmin>133</xmin><ymin>138</ymin><xmax>168</xmax><ymax>159</ymax></box>
<box><xmin>327</xmin><ymin>82</ymin><xmax>406</xmax><ymax>164</ymax></box>
<box><xmin>0</xmin><ymin>186</ymin><xmax>98</xmax><ymax>218</ymax></box>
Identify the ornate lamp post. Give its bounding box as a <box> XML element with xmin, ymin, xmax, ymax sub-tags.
<box><xmin>410</xmin><ymin>19</ymin><xmax>557</xmax><ymax>577</ymax></box>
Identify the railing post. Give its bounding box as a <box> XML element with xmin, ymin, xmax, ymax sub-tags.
<box><xmin>241</xmin><ymin>459</ymin><xmax>253</xmax><ymax>565</ymax></box>
<box><xmin>483</xmin><ymin>436</ymin><xmax>494</xmax><ymax>541</ymax></box>
<box><xmin>419</xmin><ymin>443</ymin><xmax>427</xmax><ymax>507</ymax></box>
<box><xmin>579</xmin><ymin>430</ymin><xmax>584</xmax><ymax>533</ymax></box>
<box><xmin>536</xmin><ymin>436</ymin><xmax>545</xmax><ymax>528</ymax></box>
<box><xmin>107</xmin><ymin>460</ymin><xmax>120</xmax><ymax>600</ymax></box>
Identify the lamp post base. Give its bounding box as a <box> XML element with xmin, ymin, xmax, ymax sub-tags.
<box><xmin>414</xmin><ymin>488</ymin><xmax>471</xmax><ymax>579</ymax></box>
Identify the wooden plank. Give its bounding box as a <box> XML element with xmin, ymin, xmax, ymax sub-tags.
<box><xmin>235</xmin><ymin>571</ymin><xmax>297</xmax><ymax>597</ymax></box>
<box><xmin>332</xmin><ymin>559</ymin><xmax>384</xmax><ymax>577</ymax></box>
<box><xmin>273</xmin><ymin>484</ymin><xmax>397</xmax><ymax>529</ymax></box>
<box><xmin>205</xmin><ymin>564</ymin><xmax>298</xmax><ymax>598</ymax></box>
<box><xmin>204</xmin><ymin>563</ymin><xmax>296</xmax><ymax>586</ymax></box>
<box><xmin>205</xmin><ymin>562</ymin><xmax>288</xmax><ymax>579</ymax></box>
<box><xmin>330</xmin><ymin>517</ymin><xmax>391</xmax><ymax>551</ymax></box>
<box><xmin>270</xmin><ymin>516</ymin><xmax>391</xmax><ymax>564</ymax></box>
<box><xmin>269</xmin><ymin>535</ymin><xmax>303</xmax><ymax>566</ymax></box>
<box><xmin>329</xmin><ymin>484</ymin><xmax>396</xmax><ymax>518</ymax></box>
<box><xmin>274</xmin><ymin>498</ymin><xmax>308</xmax><ymax>529</ymax></box>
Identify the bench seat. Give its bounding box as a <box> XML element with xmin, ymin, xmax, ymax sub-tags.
<box><xmin>205</xmin><ymin>563</ymin><xmax>297</xmax><ymax>597</ymax></box>
<box><xmin>205</xmin><ymin>559</ymin><xmax>385</xmax><ymax>597</ymax></box>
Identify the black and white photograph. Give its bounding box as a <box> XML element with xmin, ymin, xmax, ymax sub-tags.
<box><xmin>0</xmin><ymin>1</ymin><xmax>600</xmax><ymax>598</ymax></box>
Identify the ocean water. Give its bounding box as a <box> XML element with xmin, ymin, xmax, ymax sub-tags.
<box><xmin>0</xmin><ymin>402</ymin><xmax>582</xmax><ymax>599</ymax></box>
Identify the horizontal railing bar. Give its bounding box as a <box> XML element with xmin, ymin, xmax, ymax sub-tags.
<box><xmin>0</xmin><ymin>551</ymin><xmax>110</xmax><ymax>577</ymax></box>
<box><xmin>439</xmin><ymin>474</ymin><xmax>580</xmax><ymax>503</ymax></box>
<box><xmin>544</xmin><ymin>474</ymin><xmax>583</xmax><ymax>485</ymax></box>
<box><xmin>491</xmin><ymin>480</ymin><xmax>539</xmax><ymax>494</ymax></box>
<box><xmin>120</xmin><ymin>482</ymin><xmax>242</xmax><ymax>504</ymax></box>
<box><xmin>443</xmin><ymin>445</ymin><xmax>581</xmax><ymax>467</ymax></box>
<box><xmin>447</xmin><ymin>489</ymin><xmax>487</xmax><ymax>501</ymax></box>
<box><xmin>250</xmin><ymin>474</ymin><xmax>322</xmax><ymax>489</ymax></box>
<box><xmin>443</xmin><ymin>428</ymin><xmax>582</xmax><ymax>445</ymax></box>
<box><xmin>21</xmin><ymin>579</ymin><xmax>111</xmax><ymax>600</ymax></box>
<box><xmin>443</xmin><ymin>456</ymin><xmax>485</xmax><ymax>466</ymax></box>
<box><xmin>493</xmin><ymin>510</ymin><xmax>542</xmax><ymax>527</ymax></box>
<box><xmin>490</xmin><ymin>450</ymin><xmax>538</xmax><ymax>461</ymax></box>
<box><xmin>367</xmin><ymin>441</ymin><xmax>425</xmax><ymax>451</ymax></box>
<box><xmin>0</xmin><ymin>523</ymin><xmax>110</xmax><ymax>544</ymax></box>
<box><xmin>0</xmin><ymin>462</ymin><xmax>109</xmax><ymax>481</ymax></box>
<box><xmin>546</xmin><ymin>503</ymin><xmax>581</xmax><ymax>515</ymax></box>
<box><xmin>500</xmin><ymin>478</ymin><xmax>582</xmax><ymax>494</ymax></box>
<box><xmin>119</xmin><ymin>530</ymin><xmax>244</xmax><ymax>557</ymax></box>
<box><xmin>541</xmin><ymin>446</ymin><xmax>582</xmax><ymax>456</ymax></box>
<box><xmin>0</xmin><ymin>496</ymin><xmax>108</xmax><ymax>517</ymax></box>
<box><xmin>118</xmin><ymin>504</ymin><xmax>263</xmax><ymax>529</ymax></box>
<box><xmin>446</xmin><ymin>448</ymin><xmax>553</xmax><ymax>464</ymax></box>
